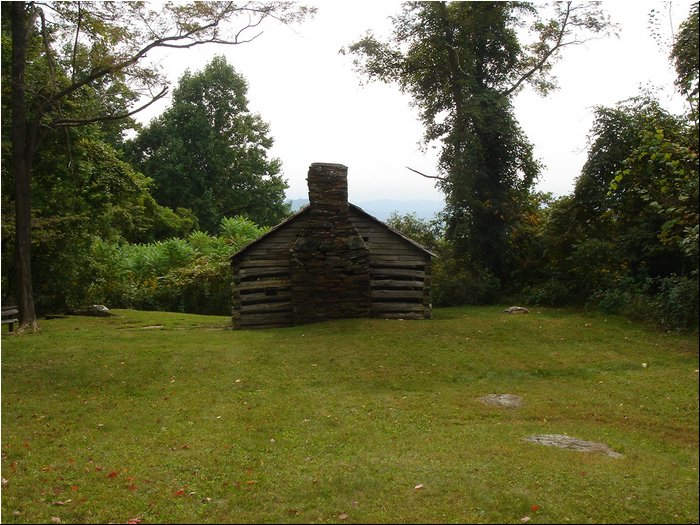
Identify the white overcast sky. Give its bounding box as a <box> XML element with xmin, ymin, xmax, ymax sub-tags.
<box><xmin>136</xmin><ymin>0</ymin><xmax>695</xmax><ymax>203</ymax></box>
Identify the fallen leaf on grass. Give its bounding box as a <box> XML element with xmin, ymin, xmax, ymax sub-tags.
<box><xmin>50</xmin><ymin>517</ymin><xmax>62</xmax><ymax>524</ymax></box>
<box><xmin>127</xmin><ymin>518</ymin><xmax>143</xmax><ymax>524</ymax></box>
<box><xmin>245</xmin><ymin>480</ymin><xmax>257</xmax><ymax>485</ymax></box>
<box><xmin>338</xmin><ymin>512</ymin><xmax>348</xmax><ymax>520</ymax></box>
<box><xmin>173</xmin><ymin>488</ymin><xmax>185</xmax><ymax>496</ymax></box>
<box><xmin>521</xmin><ymin>517</ymin><xmax>531</xmax><ymax>523</ymax></box>
<box><xmin>531</xmin><ymin>504</ymin><xmax>540</xmax><ymax>512</ymax></box>
<box><xmin>414</xmin><ymin>484</ymin><xmax>424</xmax><ymax>490</ymax></box>
<box><xmin>53</xmin><ymin>499</ymin><xmax>72</xmax><ymax>506</ymax></box>
<box><xmin>107</xmin><ymin>471</ymin><xmax>118</xmax><ymax>479</ymax></box>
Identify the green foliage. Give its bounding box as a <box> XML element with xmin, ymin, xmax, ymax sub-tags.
<box><xmin>386</xmin><ymin>211</ymin><xmax>443</xmax><ymax>253</ymax></box>
<box><xmin>671</xmin><ymin>2</ymin><xmax>699</xmax><ymax>122</ymax></box>
<box><xmin>81</xmin><ymin>216</ymin><xmax>269</xmax><ymax>315</ymax></box>
<box><xmin>386</xmin><ymin>212</ymin><xmax>500</xmax><ymax>306</ymax></box>
<box><xmin>512</xmin><ymin>95</ymin><xmax>699</xmax><ymax>329</ymax></box>
<box><xmin>219</xmin><ymin>215</ymin><xmax>270</xmax><ymax>247</ymax></box>
<box><xmin>128</xmin><ymin>56</ymin><xmax>290</xmax><ymax>233</ymax></box>
<box><xmin>2</xmin><ymin>1</ymin><xmax>314</xmax><ymax>328</ymax></box>
<box><xmin>346</xmin><ymin>2</ymin><xmax>611</xmax><ymax>284</ymax></box>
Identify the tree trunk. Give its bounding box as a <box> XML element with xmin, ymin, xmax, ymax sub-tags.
<box><xmin>11</xmin><ymin>1</ymin><xmax>38</xmax><ymax>332</ymax></box>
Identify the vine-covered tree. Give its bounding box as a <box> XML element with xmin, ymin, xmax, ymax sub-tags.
<box><xmin>3</xmin><ymin>1</ymin><xmax>313</xmax><ymax>331</ymax></box>
<box><xmin>128</xmin><ymin>55</ymin><xmax>289</xmax><ymax>233</ymax></box>
<box><xmin>671</xmin><ymin>1</ymin><xmax>699</xmax><ymax>127</ymax></box>
<box><xmin>346</xmin><ymin>1</ymin><xmax>612</xmax><ymax>285</ymax></box>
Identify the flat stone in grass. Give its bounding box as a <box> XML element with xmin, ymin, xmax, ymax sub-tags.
<box><xmin>479</xmin><ymin>394</ymin><xmax>523</xmax><ymax>408</ymax></box>
<box><xmin>525</xmin><ymin>434</ymin><xmax>624</xmax><ymax>458</ymax></box>
<box><xmin>503</xmin><ymin>306</ymin><xmax>529</xmax><ymax>314</ymax></box>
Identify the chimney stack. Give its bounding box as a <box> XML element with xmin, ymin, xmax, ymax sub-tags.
<box><xmin>307</xmin><ymin>162</ymin><xmax>349</xmax><ymax>213</ymax></box>
<box><xmin>290</xmin><ymin>163</ymin><xmax>370</xmax><ymax>324</ymax></box>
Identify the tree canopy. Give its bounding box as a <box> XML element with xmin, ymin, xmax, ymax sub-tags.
<box><xmin>128</xmin><ymin>55</ymin><xmax>289</xmax><ymax>233</ymax></box>
<box><xmin>2</xmin><ymin>0</ymin><xmax>313</xmax><ymax>330</ymax></box>
<box><xmin>346</xmin><ymin>1</ymin><xmax>612</xmax><ymax>284</ymax></box>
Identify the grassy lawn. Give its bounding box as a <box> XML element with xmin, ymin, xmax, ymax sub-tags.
<box><xmin>1</xmin><ymin>306</ymin><xmax>698</xmax><ymax>524</ymax></box>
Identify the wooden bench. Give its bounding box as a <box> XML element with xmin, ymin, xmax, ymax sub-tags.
<box><xmin>2</xmin><ymin>306</ymin><xmax>19</xmax><ymax>333</ymax></box>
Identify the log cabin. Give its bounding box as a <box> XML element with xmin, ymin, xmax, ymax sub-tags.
<box><xmin>230</xmin><ymin>162</ymin><xmax>435</xmax><ymax>329</ymax></box>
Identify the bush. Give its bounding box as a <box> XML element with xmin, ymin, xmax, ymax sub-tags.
<box><xmin>73</xmin><ymin>216</ymin><xmax>269</xmax><ymax>315</ymax></box>
<box><xmin>654</xmin><ymin>275</ymin><xmax>699</xmax><ymax>330</ymax></box>
<box><xmin>431</xmin><ymin>258</ymin><xmax>501</xmax><ymax>306</ymax></box>
<box><xmin>523</xmin><ymin>279</ymin><xmax>572</xmax><ymax>306</ymax></box>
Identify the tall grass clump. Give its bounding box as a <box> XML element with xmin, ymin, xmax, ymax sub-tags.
<box><xmin>81</xmin><ymin>216</ymin><xmax>266</xmax><ymax>314</ymax></box>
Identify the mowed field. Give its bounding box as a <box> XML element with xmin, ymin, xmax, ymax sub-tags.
<box><xmin>1</xmin><ymin>307</ymin><xmax>698</xmax><ymax>524</ymax></box>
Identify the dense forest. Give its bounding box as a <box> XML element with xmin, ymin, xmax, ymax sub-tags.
<box><xmin>2</xmin><ymin>1</ymin><xmax>698</xmax><ymax>331</ymax></box>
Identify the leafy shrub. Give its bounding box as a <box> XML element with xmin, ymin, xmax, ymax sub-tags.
<box><xmin>653</xmin><ymin>275</ymin><xmax>699</xmax><ymax>330</ymax></box>
<box><xmin>77</xmin><ymin>215</ymin><xmax>269</xmax><ymax>315</ymax></box>
<box><xmin>431</xmin><ymin>258</ymin><xmax>501</xmax><ymax>306</ymax></box>
<box><xmin>523</xmin><ymin>279</ymin><xmax>572</xmax><ymax>306</ymax></box>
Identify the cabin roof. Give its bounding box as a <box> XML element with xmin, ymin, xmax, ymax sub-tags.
<box><xmin>230</xmin><ymin>203</ymin><xmax>437</xmax><ymax>262</ymax></box>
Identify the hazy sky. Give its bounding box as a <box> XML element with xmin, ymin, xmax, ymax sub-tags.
<box><xmin>137</xmin><ymin>0</ymin><xmax>694</xmax><ymax>203</ymax></box>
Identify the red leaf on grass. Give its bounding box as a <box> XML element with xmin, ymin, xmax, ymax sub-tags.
<box><xmin>127</xmin><ymin>484</ymin><xmax>138</xmax><ymax>491</ymax></box>
<box><xmin>531</xmin><ymin>504</ymin><xmax>540</xmax><ymax>512</ymax></box>
<box><xmin>127</xmin><ymin>518</ymin><xmax>143</xmax><ymax>524</ymax></box>
<box><xmin>107</xmin><ymin>471</ymin><xmax>118</xmax><ymax>478</ymax></box>
<box><xmin>174</xmin><ymin>488</ymin><xmax>185</xmax><ymax>496</ymax></box>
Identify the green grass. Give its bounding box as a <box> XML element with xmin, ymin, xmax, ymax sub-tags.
<box><xmin>1</xmin><ymin>306</ymin><xmax>698</xmax><ymax>524</ymax></box>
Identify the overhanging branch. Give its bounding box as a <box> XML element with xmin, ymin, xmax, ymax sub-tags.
<box><xmin>50</xmin><ymin>86</ymin><xmax>168</xmax><ymax>127</ymax></box>
<box><xmin>406</xmin><ymin>166</ymin><xmax>446</xmax><ymax>181</ymax></box>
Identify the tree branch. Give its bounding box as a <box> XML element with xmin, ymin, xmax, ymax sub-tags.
<box><xmin>501</xmin><ymin>2</ymin><xmax>572</xmax><ymax>97</ymax></box>
<box><xmin>49</xmin><ymin>86</ymin><xmax>168</xmax><ymax>127</ymax></box>
<box><xmin>71</xmin><ymin>1</ymin><xmax>82</xmax><ymax>83</ymax></box>
<box><xmin>47</xmin><ymin>6</ymin><xmax>272</xmax><ymax>105</ymax></box>
<box><xmin>406</xmin><ymin>166</ymin><xmax>446</xmax><ymax>181</ymax></box>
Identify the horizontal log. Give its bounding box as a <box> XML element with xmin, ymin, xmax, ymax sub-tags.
<box><xmin>370</xmin><ymin>268</ymin><xmax>425</xmax><ymax>279</ymax></box>
<box><xmin>372</xmin><ymin>312</ymin><xmax>427</xmax><ymax>320</ymax></box>
<box><xmin>240</xmin><ymin>302</ymin><xmax>292</xmax><ymax>314</ymax></box>
<box><xmin>238</xmin><ymin>267</ymin><xmax>289</xmax><ymax>279</ymax></box>
<box><xmin>237</xmin><ymin>278</ymin><xmax>291</xmax><ymax>291</ymax></box>
<box><xmin>370</xmin><ymin>254</ymin><xmax>429</xmax><ymax>263</ymax></box>
<box><xmin>239</xmin><ymin>291</ymin><xmax>292</xmax><ymax>303</ymax></box>
<box><xmin>239</xmin><ymin>258</ymin><xmax>290</xmax><ymax>268</ymax></box>
<box><xmin>370</xmin><ymin>302</ymin><xmax>427</xmax><ymax>313</ymax></box>
<box><xmin>371</xmin><ymin>290</ymin><xmax>424</xmax><ymax>300</ymax></box>
<box><xmin>370</xmin><ymin>279</ymin><xmax>424</xmax><ymax>288</ymax></box>
<box><xmin>370</xmin><ymin>260</ymin><xmax>426</xmax><ymax>269</ymax></box>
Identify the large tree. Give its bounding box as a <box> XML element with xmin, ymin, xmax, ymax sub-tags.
<box><xmin>128</xmin><ymin>55</ymin><xmax>289</xmax><ymax>233</ymax></box>
<box><xmin>671</xmin><ymin>1</ymin><xmax>699</xmax><ymax>128</ymax></box>
<box><xmin>346</xmin><ymin>1</ymin><xmax>611</xmax><ymax>285</ymax></box>
<box><xmin>3</xmin><ymin>1</ymin><xmax>313</xmax><ymax>331</ymax></box>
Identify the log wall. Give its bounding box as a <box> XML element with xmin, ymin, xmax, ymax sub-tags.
<box><xmin>231</xmin><ymin>215</ymin><xmax>305</xmax><ymax>329</ymax></box>
<box><xmin>232</xmin><ymin>208</ymin><xmax>433</xmax><ymax>329</ymax></box>
<box><xmin>349</xmin><ymin>209</ymin><xmax>432</xmax><ymax>320</ymax></box>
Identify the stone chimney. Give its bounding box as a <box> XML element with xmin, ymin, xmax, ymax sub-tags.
<box><xmin>290</xmin><ymin>163</ymin><xmax>370</xmax><ymax>324</ymax></box>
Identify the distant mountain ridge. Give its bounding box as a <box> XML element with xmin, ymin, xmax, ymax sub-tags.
<box><xmin>287</xmin><ymin>198</ymin><xmax>443</xmax><ymax>222</ymax></box>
